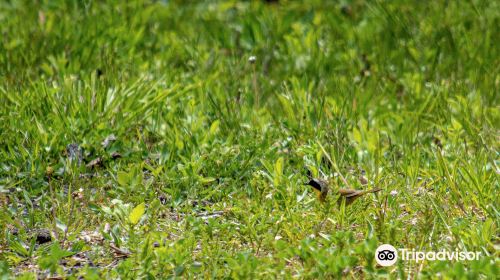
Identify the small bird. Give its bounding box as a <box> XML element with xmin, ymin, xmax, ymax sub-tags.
<box><xmin>305</xmin><ymin>178</ymin><xmax>382</xmax><ymax>205</ymax></box>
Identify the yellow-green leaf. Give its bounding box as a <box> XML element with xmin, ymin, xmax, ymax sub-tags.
<box><xmin>275</xmin><ymin>157</ymin><xmax>284</xmax><ymax>177</ymax></box>
<box><xmin>274</xmin><ymin>157</ymin><xmax>284</xmax><ymax>186</ymax></box>
<box><xmin>209</xmin><ymin>120</ymin><xmax>220</xmax><ymax>135</ymax></box>
<box><xmin>129</xmin><ymin>203</ymin><xmax>145</xmax><ymax>225</ymax></box>
<box><xmin>199</xmin><ymin>177</ymin><xmax>216</xmax><ymax>184</ymax></box>
<box><xmin>117</xmin><ymin>171</ymin><xmax>130</xmax><ymax>187</ymax></box>
<box><xmin>352</xmin><ymin>127</ymin><xmax>362</xmax><ymax>144</ymax></box>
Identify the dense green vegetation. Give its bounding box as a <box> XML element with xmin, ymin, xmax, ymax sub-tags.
<box><xmin>0</xmin><ymin>0</ymin><xmax>498</xmax><ymax>278</ymax></box>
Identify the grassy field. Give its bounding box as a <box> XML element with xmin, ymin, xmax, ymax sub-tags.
<box><xmin>0</xmin><ymin>0</ymin><xmax>499</xmax><ymax>278</ymax></box>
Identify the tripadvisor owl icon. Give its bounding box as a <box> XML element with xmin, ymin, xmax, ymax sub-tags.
<box><xmin>375</xmin><ymin>244</ymin><xmax>398</xmax><ymax>266</ymax></box>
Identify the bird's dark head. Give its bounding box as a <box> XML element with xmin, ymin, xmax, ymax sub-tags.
<box><xmin>305</xmin><ymin>178</ymin><xmax>328</xmax><ymax>202</ymax></box>
<box><xmin>305</xmin><ymin>178</ymin><xmax>323</xmax><ymax>192</ymax></box>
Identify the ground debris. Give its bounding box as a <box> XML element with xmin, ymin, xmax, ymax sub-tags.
<box><xmin>86</xmin><ymin>157</ymin><xmax>103</xmax><ymax>169</ymax></box>
<box><xmin>65</xmin><ymin>143</ymin><xmax>83</xmax><ymax>166</ymax></box>
<box><xmin>102</xmin><ymin>134</ymin><xmax>117</xmax><ymax>149</ymax></box>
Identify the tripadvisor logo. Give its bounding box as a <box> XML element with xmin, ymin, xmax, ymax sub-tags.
<box><xmin>375</xmin><ymin>244</ymin><xmax>482</xmax><ymax>267</ymax></box>
<box><xmin>375</xmin><ymin>244</ymin><xmax>398</xmax><ymax>266</ymax></box>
